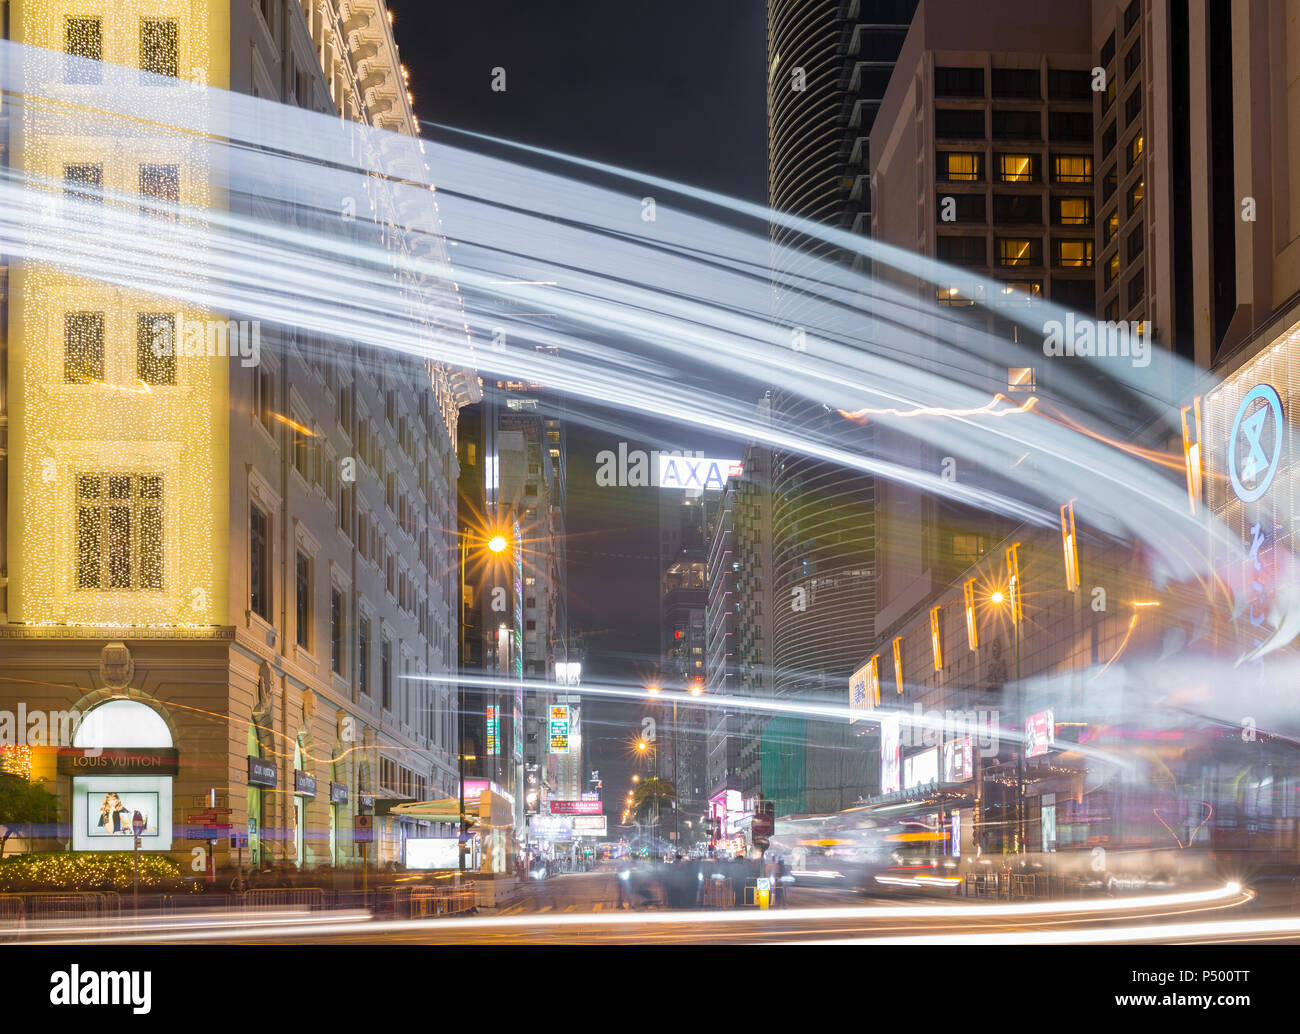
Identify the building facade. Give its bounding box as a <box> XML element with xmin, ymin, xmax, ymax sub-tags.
<box><xmin>0</xmin><ymin>0</ymin><xmax>476</xmax><ymax>874</ymax></box>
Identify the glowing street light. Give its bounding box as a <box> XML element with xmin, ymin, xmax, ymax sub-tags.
<box><xmin>487</xmin><ymin>534</ymin><xmax>508</xmax><ymax>553</ymax></box>
<box><xmin>990</xmin><ymin>590</ymin><xmax>1005</xmax><ymax>605</ymax></box>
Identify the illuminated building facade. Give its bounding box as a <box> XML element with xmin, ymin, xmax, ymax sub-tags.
<box><xmin>0</xmin><ymin>0</ymin><xmax>477</xmax><ymax>872</ymax></box>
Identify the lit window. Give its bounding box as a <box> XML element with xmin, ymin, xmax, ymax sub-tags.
<box><xmin>77</xmin><ymin>474</ymin><xmax>163</xmax><ymax>590</ymax></box>
<box><xmin>1128</xmin><ymin>178</ymin><xmax>1145</xmax><ymax>216</ymax></box>
<box><xmin>941</xmin><ymin>152</ymin><xmax>981</xmax><ymax>181</ymax></box>
<box><xmin>997</xmin><ymin>238</ymin><xmax>1040</xmax><ymax>266</ymax></box>
<box><xmin>1055</xmin><ymin>239</ymin><xmax>1094</xmax><ymax>267</ymax></box>
<box><xmin>140</xmin><ymin>18</ymin><xmax>179</xmax><ymax>80</ymax></box>
<box><xmin>1008</xmin><ymin>367</ymin><xmax>1036</xmax><ymax>392</ymax></box>
<box><xmin>1103</xmin><ymin>209</ymin><xmax>1119</xmax><ymax>245</ymax></box>
<box><xmin>997</xmin><ymin>153</ymin><xmax>1035</xmax><ymax>182</ymax></box>
<box><xmin>1127</xmin><ymin>133</ymin><xmax>1144</xmax><ymax>169</ymax></box>
<box><xmin>1052</xmin><ymin>155</ymin><xmax>1093</xmax><ymax>184</ymax></box>
<box><xmin>137</xmin><ymin>313</ymin><xmax>177</xmax><ymax>385</ymax></box>
<box><xmin>65</xmin><ymin>312</ymin><xmax>105</xmax><ymax>384</ymax></box>
<box><xmin>64</xmin><ymin>17</ymin><xmax>102</xmax><ymax>83</ymax></box>
<box><xmin>1056</xmin><ymin>197</ymin><xmax>1092</xmax><ymax>226</ymax></box>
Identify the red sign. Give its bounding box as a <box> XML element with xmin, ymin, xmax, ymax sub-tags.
<box><xmin>549</xmin><ymin>799</ymin><xmax>602</xmax><ymax>816</ymax></box>
<box><xmin>1025</xmin><ymin>710</ymin><xmax>1056</xmax><ymax>758</ymax></box>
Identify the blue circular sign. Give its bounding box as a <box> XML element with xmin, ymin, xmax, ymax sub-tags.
<box><xmin>1228</xmin><ymin>383</ymin><xmax>1285</xmax><ymax>503</ymax></box>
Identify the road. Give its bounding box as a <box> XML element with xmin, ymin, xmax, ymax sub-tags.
<box><xmin>19</xmin><ymin>873</ymin><xmax>1300</xmax><ymax>945</ymax></box>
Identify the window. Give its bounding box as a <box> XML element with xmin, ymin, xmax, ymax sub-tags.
<box><xmin>255</xmin><ymin>367</ymin><xmax>275</xmax><ymax>434</ymax></box>
<box><xmin>935</xmin><ymin>109</ymin><xmax>986</xmax><ymax>139</ymax></box>
<box><xmin>1105</xmin><ymin>296</ymin><xmax>1120</xmax><ymax>320</ymax></box>
<box><xmin>1126</xmin><ymin>133</ymin><xmax>1144</xmax><ymax>170</ymax></box>
<box><xmin>137</xmin><ymin>313</ymin><xmax>177</xmax><ymax>385</ymax></box>
<box><xmin>295</xmin><ymin>551</ymin><xmax>311</xmax><ymax>649</ymax></box>
<box><xmin>1127</xmin><ymin>178</ymin><xmax>1145</xmax><ymax>215</ymax></box>
<box><xmin>1124</xmin><ymin>40</ymin><xmax>1141</xmax><ymax>80</ymax></box>
<box><xmin>140</xmin><ymin>19</ymin><xmax>179</xmax><ymax>79</ymax></box>
<box><xmin>1048</xmin><ymin>68</ymin><xmax>1091</xmax><ymax>100</ymax></box>
<box><xmin>64</xmin><ymin>163</ymin><xmax>103</xmax><ymax>223</ymax></box>
<box><xmin>1127</xmin><ymin>225</ymin><xmax>1145</xmax><ymax>262</ymax></box>
<box><xmin>293</xmin><ymin>420</ymin><xmax>310</xmax><ymax>481</ymax></box>
<box><xmin>1128</xmin><ymin>270</ymin><xmax>1145</xmax><ymax>309</ymax></box>
<box><xmin>1100</xmin><ymin>31</ymin><xmax>1116</xmax><ymax>68</ymax></box>
<box><xmin>1052</xmin><ymin>278</ymin><xmax>1095</xmax><ymax>311</ymax></box>
<box><xmin>938</xmin><ymin>193</ymin><xmax>986</xmax><ymax>222</ymax></box>
<box><xmin>1054</xmin><ymin>196</ymin><xmax>1092</xmax><ymax>226</ymax></box>
<box><xmin>1052</xmin><ymin>154</ymin><xmax>1092</xmax><ymax>184</ymax></box>
<box><xmin>1124</xmin><ymin>0</ymin><xmax>1141</xmax><ymax>33</ymax></box>
<box><xmin>1054</xmin><ymin>239</ymin><xmax>1094</xmax><ymax>267</ymax></box>
<box><xmin>64</xmin><ymin>17</ymin><xmax>102</xmax><ymax>83</ymax></box>
<box><xmin>77</xmin><ymin>474</ymin><xmax>163</xmax><ymax>590</ymax></box>
<box><xmin>330</xmin><ymin>588</ymin><xmax>344</xmax><ymax>675</ymax></box>
<box><xmin>991</xmin><ymin>110</ymin><xmax>1040</xmax><ymax>140</ymax></box>
<box><xmin>995</xmin><ymin>280</ymin><xmax>1042</xmax><ymax>305</ymax></box>
<box><xmin>1007</xmin><ymin>366</ymin><xmax>1036</xmax><ymax>391</ymax></box>
<box><xmin>996</xmin><ymin>153</ymin><xmax>1037</xmax><ymax>182</ymax></box>
<box><xmin>1105</xmin><ymin>253</ymin><xmax>1120</xmax><ymax>288</ymax></box>
<box><xmin>992</xmin><ymin>194</ymin><xmax>1041</xmax><ymax>223</ymax></box>
<box><xmin>934</xmin><ymin>67</ymin><xmax>984</xmax><ymax>97</ymax></box>
<box><xmin>996</xmin><ymin>238</ymin><xmax>1042</xmax><ymax>266</ymax></box>
<box><xmin>525</xmin><ymin>620</ymin><xmax>537</xmax><ymax>631</ymax></box>
<box><xmin>1102</xmin><ymin>165</ymin><xmax>1118</xmax><ymax>202</ymax></box>
<box><xmin>1125</xmin><ymin>84</ymin><xmax>1141</xmax><ymax>123</ymax></box>
<box><xmin>1103</xmin><ymin>76</ymin><xmax>1117</xmax><ymax>113</ymax></box>
<box><xmin>250</xmin><ymin>505</ymin><xmax>271</xmax><ymax>618</ymax></box>
<box><xmin>991</xmin><ymin>68</ymin><xmax>1040</xmax><ymax>99</ymax></box>
<box><xmin>1049</xmin><ymin>111</ymin><xmax>1092</xmax><ymax>142</ymax></box>
<box><xmin>381</xmin><ymin>639</ymin><xmax>392</xmax><ymax>711</ymax></box>
<box><xmin>359</xmin><ymin>616</ymin><xmax>371</xmax><ymax>695</ymax></box>
<box><xmin>140</xmin><ymin>164</ymin><xmax>179</xmax><ymax>220</ymax></box>
<box><xmin>65</xmin><ymin>312</ymin><xmax>105</xmax><ymax>384</ymax></box>
<box><xmin>938</xmin><ymin>152</ymin><xmax>983</xmax><ymax>182</ymax></box>
<box><xmin>1101</xmin><ymin>121</ymin><xmax>1117</xmax><ymax>157</ymax></box>
<box><xmin>936</xmin><ymin>284</ymin><xmax>977</xmax><ymax>306</ymax></box>
<box><xmin>1103</xmin><ymin>209</ymin><xmax>1119</xmax><ymax>245</ymax></box>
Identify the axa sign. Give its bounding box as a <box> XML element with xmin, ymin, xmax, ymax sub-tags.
<box><xmin>1229</xmin><ymin>384</ymin><xmax>1285</xmax><ymax>503</ymax></box>
<box><xmin>656</xmin><ymin>455</ymin><xmax>743</xmax><ymax>490</ymax></box>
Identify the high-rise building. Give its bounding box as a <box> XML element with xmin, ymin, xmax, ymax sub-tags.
<box><xmin>0</xmin><ymin>0</ymin><xmax>476</xmax><ymax>870</ymax></box>
<box><xmin>766</xmin><ymin>0</ymin><xmax>917</xmax><ymax>814</ymax></box>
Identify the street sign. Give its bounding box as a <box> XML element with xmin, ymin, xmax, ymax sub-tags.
<box><xmin>230</xmin><ymin>833</ymin><xmax>249</xmax><ymax>849</ymax></box>
<box><xmin>354</xmin><ymin>814</ymin><xmax>374</xmax><ymax>843</ymax></box>
<box><xmin>131</xmin><ymin>811</ymin><xmax>145</xmax><ymax>837</ymax></box>
<box><xmin>187</xmin><ymin>810</ymin><xmax>233</xmax><ymax>824</ymax></box>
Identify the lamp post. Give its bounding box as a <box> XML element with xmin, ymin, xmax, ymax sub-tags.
<box><xmin>458</xmin><ymin>529</ymin><xmax>509</xmax><ymax>872</ymax></box>
<box><xmin>990</xmin><ymin>580</ymin><xmax>1024</xmax><ymax>856</ymax></box>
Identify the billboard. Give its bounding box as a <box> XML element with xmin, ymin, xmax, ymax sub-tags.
<box><xmin>880</xmin><ymin>716</ymin><xmax>901</xmax><ymax>794</ymax></box>
<box><xmin>72</xmin><ymin>774</ymin><xmax>173</xmax><ymax>851</ymax></box>
<box><xmin>903</xmin><ymin>747</ymin><xmax>938</xmax><ymax>790</ymax></box>
<box><xmin>849</xmin><ymin>660</ymin><xmax>872</xmax><ymax>723</ymax></box>
<box><xmin>549</xmin><ymin>705</ymin><xmax>570</xmax><ymax>753</ymax></box>
<box><xmin>405</xmin><ymin>837</ymin><xmax>459</xmax><ymax>870</ymax></box>
<box><xmin>572</xmin><ymin>815</ymin><xmax>607</xmax><ymax>836</ymax></box>
<box><xmin>86</xmin><ymin>790</ymin><xmax>158</xmax><ymax>838</ymax></box>
<box><xmin>486</xmin><ymin>706</ymin><xmax>499</xmax><ymax>756</ymax></box>
<box><xmin>942</xmin><ymin>735</ymin><xmax>974</xmax><ymax>783</ymax></box>
<box><xmin>1025</xmin><ymin>710</ymin><xmax>1055</xmax><ymax>758</ymax></box>
<box><xmin>549</xmin><ymin>799</ymin><xmax>601</xmax><ymax>815</ymax></box>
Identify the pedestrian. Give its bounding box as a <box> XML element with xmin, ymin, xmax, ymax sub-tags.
<box><xmin>775</xmin><ymin>856</ymin><xmax>790</xmax><ymax>907</ymax></box>
<box><xmin>616</xmin><ymin>859</ymin><xmax>631</xmax><ymax>909</ymax></box>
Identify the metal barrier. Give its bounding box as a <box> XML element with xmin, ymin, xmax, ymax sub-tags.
<box><xmin>406</xmin><ymin>886</ymin><xmax>475</xmax><ymax>917</ymax></box>
<box><xmin>701</xmin><ymin>878</ymin><xmax>733</xmax><ymax>909</ymax></box>
<box><xmin>964</xmin><ymin>872</ymin><xmax>1083</xmax><ymax>900</ymax></box>
<box><xmin>238</xmin><ymin>887</ymin><xmax>326</xmax><ymax>911</ymax></box>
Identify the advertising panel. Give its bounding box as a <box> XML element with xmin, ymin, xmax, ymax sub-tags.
<box><xmin>486</xmin><ymin>706</ymin><xmax>499</xmax><ymax>756</ymax></box>
<box><xmin>942</xmin><ymin>735</ymin><xmax>974</xmax><ymax>783</ymax></box>
<box><xmin>572</xmin><ymin>815</ymin><xmax>607</xmax><ymax>836</ymax></box>
<box><xmin>657</xmin><ymin>454</ymin><xmax>744</xmax><ymax>490</ymax></box>
<box><xmin>903</xmin><ymin>747</ymin><xmax>938</xmax><ymax>789</ymax></box>
<box><xmin>405</xmin><ymin>837</ymin><xmax>459</xmax><ymax>870</ymax></box>
<box><xmin>1025</xmin><ymin>710</ymin><xmax>1055</xmax><ymax>758</ymax></box>
<box><xmin>72</xmin><ymin>774</ymin><xmax>173</xmax><ymax>851</ymax></box>
<box><xmin>880</xmin><ymin>715</ymin><xmax>901</xmax><ymax>794</ymax></box>
<box><xmin>549</xmin><ymin>704</ymin><xmax>570</xmax><ymax>753</ymax></box>
<box><xmin>849</xmin><ymin>661</ymin><xmax>872</xmax><ymax>723</ymax></box>
<box><xmin>549</xmin><ymin>799</ymin><xmax>601</xmax><ymax>815</ymax></box>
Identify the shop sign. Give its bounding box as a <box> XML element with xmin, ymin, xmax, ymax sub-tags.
<box><xmin>247</xmin><ymin>756</ymin><xmax>278</xmax><ymax>788</ymax></box>
<box><xmin>294</xmin><ymin>769</ymin><xmax>316</xmax><ymax>798</ymax></box>
<box><xmin>1228</xmin><ymin>384</ymin><xmax>1284</xmax><ymax>503</ymax></box>
<box><xmin>329</xmin><ymin>781</ymin><xmax>349</xmax><ymax>805</ymax></box>
<box><xmin>57</xmin><ymin>747</ymin><xmax>179</xmax><ymax>775</ymax></box>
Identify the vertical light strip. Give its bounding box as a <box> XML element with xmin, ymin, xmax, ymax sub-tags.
<box><xmin>1060</xmin><ymin>501</ymin><xmax>1079</xmax><ymax>591</ymax></box>
<box><xmin>929</xmin><ymin>605</ymin><xmax>943</xmax><ymax>671</ymax></box>
<box><xmin>1181</xmin><ymin>396</ymin><xmax>1203</xmax><ymax>515</ymax></box>
<box><xmin>868</xmin><ymin>654</ymin><xmax>880</xmax><ymax>708</ymax></box>
<box><xmin>962</xmin><ymin>578</ymin><xmax>979</xmax><ymax>651</ymax></box>
<box><xmin>892</xmin><ymin>636</ymin><xmax>904</xmax><ymax>695</ymax></box>
<box><xmin>1006</xmin><ymin>543</ymin><xmax>1022</xmax><ymax>624</ymax></box>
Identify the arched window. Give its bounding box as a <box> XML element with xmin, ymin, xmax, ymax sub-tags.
<box><xmin>73</xmin><ymin>699</ymin><xmax>172</xmax><ymax>749</ymax></box>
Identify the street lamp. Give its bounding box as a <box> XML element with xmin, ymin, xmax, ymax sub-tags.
<box><xmin>989</xmin><ymin>583</ymin><xmax>1023</xmax><ymax>856</ymax></box>
<box><xmin>458</xmin><ymin>526</ymin><xmax>510</xmax><ymax>872</ymax></box>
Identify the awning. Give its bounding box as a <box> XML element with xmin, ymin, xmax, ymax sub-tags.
<box><xmin>388</xmin><ymin>795</ymin><xmax>481</xmax><ymax>822</ymax></box>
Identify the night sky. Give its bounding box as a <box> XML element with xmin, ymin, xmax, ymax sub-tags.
<box><xmin>394</xmin><ymin>0</ymin><xmax>766</xmax><ymax>806</ymax></box>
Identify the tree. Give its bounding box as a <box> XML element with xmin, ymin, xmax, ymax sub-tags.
<box><xmin>631</xmin><ymin>778</ymin><xmax>676</xmax><ymax>840</ymax></box>
<box><xmin>0</xmin><ymin>774</ymin><xmax>59</xmax><ymax>857</ymax></box>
